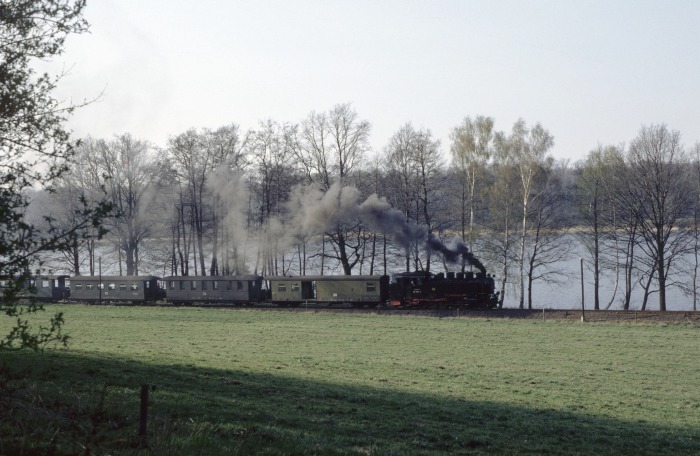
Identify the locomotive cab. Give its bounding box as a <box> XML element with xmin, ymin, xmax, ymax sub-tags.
<box><xmin>389</xmin><ymin>271</ymin><xmax>434</xmax><ymax>307</ymax></box>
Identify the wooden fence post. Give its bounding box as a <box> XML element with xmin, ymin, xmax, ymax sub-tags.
<box><xmin>139</xmin><ymin>384</ymin><xmax>149</xmax><ymax>448</ymax></box>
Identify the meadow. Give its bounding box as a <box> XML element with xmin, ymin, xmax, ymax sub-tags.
<box><xmin>1</xmin><ymin>305</ymin><xmax>699</xmax><ymax>455</ymax></box>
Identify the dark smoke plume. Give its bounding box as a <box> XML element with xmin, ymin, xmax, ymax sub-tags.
<box><xmin>284</xmin><ymin>183</ymin><xmax>488</xmax><ymax>273</ymax></box>
<box><xmin>427</xmin><ymin>233</ymin><xmax>486</xmax><ymax>274</ymax></box>
<box><xmin>358</xmin><ymin>194</ymin><xmax>427</xmax><ymax>248</ymax></box>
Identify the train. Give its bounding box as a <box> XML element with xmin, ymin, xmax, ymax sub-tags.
<box><xmin>1</xmin><ymin>270</ymin><xmax>499</xmax><ymax>310</ymax></box>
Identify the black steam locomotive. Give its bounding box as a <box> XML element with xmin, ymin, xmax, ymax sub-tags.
<box><xmin>388</xmin><ymin>271</ymin><xmax>498</xmax><ymax>309</ymax></box>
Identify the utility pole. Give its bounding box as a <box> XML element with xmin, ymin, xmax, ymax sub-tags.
<box><xmin>99</xmin><ymin>256</ymin><xmax>102</xmax><ymax>305</ymax></box>
<box><xmin>580</xmin><ymin>257</ymin><xmax>585</xmax><ymax>322</ymax></box>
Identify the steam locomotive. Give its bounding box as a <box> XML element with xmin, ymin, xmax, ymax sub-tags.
<box><xmin>3</xmin><ymin>269</ymin><xmax>499</xmax><ymax>310</ymax></box>
<box><xmin>389</xmin><ymin>270</ymin><xmax>498</xmax><ymax>309</ymax></box>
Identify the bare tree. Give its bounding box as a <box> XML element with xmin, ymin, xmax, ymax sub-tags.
<box><xmin>625</xmin><ymin>124</ymin><xmax>694</xmax><ymax>311</ymax></box>
<box><xmin>167</xmin><ymin>125</ymin><xmax>243</xmax><ymax>276</ymax></box>
<box><xmin>247</xmin><ymin>120</ymin><xmax>300</xmax><ymax>275</ymax></box>
<box><xmin>485</xmin><ymin>131</ymin><xmax>520</xmax><ymax>307</ymax></box>
<box><xmin>575</xmin><ymin>145</ymin><xmax>621</xmax><ymax>309</ymax></box>
<box><xmin>97</xmin><ymin>134</ymin><xmax>161</xmax><ymax>275</ymax></box>
<box><xmin>524</xmin><ymin>161</ymin><xmax>574</xmax><ymax>308</ymax></box>
<box><xmin>384</xmin><ymin>123</ymin><xmax>420</xmax><ymax>271</ymax></box>
<box><xmin>411</xmin><ymin>129</ymin><xmax>445</xmax><ymax>272</ymax></box>
<box><xmin>295</xmin><ymin>104</ymin><xmax>371</xmax><ymax>274</ymax></box>
<box><xmin>602</xmin><ymin>147</ymin><xmax>642</xmax><ymax>310</ymax></box>
<box><xmin>383</xmin><ymin>124</ymin><xmax>448</xmax><ymax>272</ymax></box>
<box><xmin>509</xmin><ymin>120</ymin><xmax>555</xmax><ymax>308</ymax></box>
<box><xmin>450</xmin><ymin>115</ymin><xmax>494</xmax><ymax>251</ymax></box>
<box><xmin>356</xmin><ymin>155</ymin><xmax>388</xmax><ymax>275</ymax></box>
<box><xmin>163</xmin><ymin>130</ymin><xmax>198</xmax><ymax>275</ymax></box>
<box><xmin>41</xmin><ymin>137</ymin><xmax>109</xmax><ymax>274</ymax></box>
<box><xmin>204</xmin><ymin>125</ymin><xmax>247</xmax><ymax>275</ymax></box>
<box><xmin>691</xmin><ymin>143</ymin><xmax>700</xmax><ymax>311</ymax></box>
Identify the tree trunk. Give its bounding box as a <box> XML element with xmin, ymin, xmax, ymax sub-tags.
<box><xmin>71</xmin><ymin>234</ymin><xmax>80</xmax><ymax>275</ymax></box>
<box><xmin>656</xmin><ymin>228</ymin><xmax>667</xmax><ymax>311</ymax></box>
<box><xmin>369</xmin><ymin>233</ymin><xmax>376</xmax><ymax>275</ymax></box>
<box><xmin>337</xmin><ymin>231</ymin><xmax>352</xmax><ymax>275</ymax></box>
<box><xmin>469</xmin><ymin>167</ymin><xmax>477</xmax><ymax>251</ymax></box>
<box><xmin>694</xmin><ymin>211</ymin><xmax>699</xmax><ymax>311</ymax></box>
<box><xmin>134</xmin><ymin>243</ymin><xmax>139</xmax><ymax>275</ymax></box>
<box><xmin>641</xmin><ymin>270</ymin><xmax>655</xmax><ymax>311</ymax></box>
<box><xmin>593</xmin><ymin>201</ymin><xmax>600</xmax><ymax>310</ymax></box>
<box><xmin>518</xmin><ymin>201</ymin><xmax>527</xmax><ymax>309</ymax></box>
<box><xmin>623</xmin><ymin>229</ymin><xmax>636</xmax><ymax>311</ymax></box>
<box><xmin>605</xmin><ymin>229</ymin><xmax>620</xmax><ymax>310</ymax></box>
<box><xmin>126</xmin><ymin>247</ymin><xmax>135</xmax><ymax>276</ymax></box>
<box><xmin>383</xmin><ymin>234</ymin><xmax>387</xmax><ymax>276</ymax></box>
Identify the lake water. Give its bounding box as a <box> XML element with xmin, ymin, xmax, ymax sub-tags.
<box><xmin>497</xmin><ymin>241</ymin><xmax>697</xmax><ymax>312</ymax></box>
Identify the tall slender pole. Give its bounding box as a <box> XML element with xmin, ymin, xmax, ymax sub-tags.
<box><xmin>139</xmin><ymin>384</ymin><xmax>149</xmax><ymax>448</ymax></box>
<box><xmin>580</xmin><ymin>257</ymin><xmax>585</xmax><ymax>322</ymax></box>
<box><xmin>99</xmin><ymin>256</ymin><xmax>102</xmax><ymax>305</ymax></box>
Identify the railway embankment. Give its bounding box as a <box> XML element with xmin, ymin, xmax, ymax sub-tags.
<box><xmin>262</xmin><ymin>305</ymin><xmax>700</xmax><ymax>324</ymax></box>
<box><xmin>428</xmin><ymin>308</ymin><xmax>700</xmax><ymax>323</ymax></box>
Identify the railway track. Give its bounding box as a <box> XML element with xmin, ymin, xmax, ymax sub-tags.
<box><xmin>62</xmin><ymin>300</ymin><xmax>700</xmax><ymax>324</ymax></box>
<box><xmin>248</xmin><ymin>306</ymin><xmax>700</xmax><ymax>323</ymax></box>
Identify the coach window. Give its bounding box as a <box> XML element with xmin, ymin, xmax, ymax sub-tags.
<box><xmin>191</xmin><ymin>280</ymin><xmax>197</xmax><ymax>290</ymax></box>
<box><xmin>202</xmin><ymin>280</ymin><xmax>207</xmax><ymax>291</ymax></box>
<box><xmin>42</xmin><ymin>279</ymin><xmax>50</xmax><ymax>288</ymax></box>
<box><xmin>108</xmin><ymin>283</ymin><xmax>116</xmax><ymax>290</ymax></box>
<box><xmin>75</xmin><ymin>283</ymin><xmax>82</xmax><ymax>290</ymax></box>
<box><xmin>366</xmin><ymin>282</ymin><xmax>376</xmax><ymax>292</ymax></box>
<box><xmin>86</xmin><ymin>283</ymin><xmax>93</xmax><ymax>290</ymax></box>
<box><xmin>291</xmin><ymin>283</ymin><xmax>300</xmax><ymax>292</ymax></box>
<box><xmin>213</xmin><ymin>281</ymin><xmax>219</xmax><ymax>291</ymax></box>
<box><xmin>179</xmin><ymin>281</ymin><xmax>186</xmax><ymax>291</ymax></box>
<box><xmin>170</xmin><ymin>281</ymin><xmax>175</xmax><ymax>290</ymax></box>
<box><xmin>119</xmin><ymin>283</ymin><xmax>127</xmax><ymax>291</ymax></box>
<box><xmin>277</xmin><ymin>283</ymin><xmax>287</xmax><ymax>292</ymax></box>
<box><xmin>237</xmin><ymin>281</ymin><xmax>243</xmax><ymax>291</ymax></box>
<box><xmin>131</xmin><ymin>283</ymin><xmax>138</xmax><ymax>290</ymax></box>
<box><xmin>227</xmin><ymin>281</ymin><xmax>232</xmax><ymax>291</ymax></box>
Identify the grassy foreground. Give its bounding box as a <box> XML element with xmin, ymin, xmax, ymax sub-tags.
<box><xmin>1</xmin><ymin>306</ymin><xmax>699</xmax><ymax>455</ymax></box>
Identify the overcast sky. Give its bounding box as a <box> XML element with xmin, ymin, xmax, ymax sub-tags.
<box><xmin>49</xmin><ymin>0</ymin><xmax>700</xmax><ymax>162</ymax></box>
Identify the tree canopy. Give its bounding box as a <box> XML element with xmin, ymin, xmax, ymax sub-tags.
<box><xmin>1</xmin><ymin>0</ymin><xmax>110</xmax><ymax>349</ymax></box>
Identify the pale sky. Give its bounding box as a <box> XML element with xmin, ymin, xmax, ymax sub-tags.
<box><xmin>49</xmin><ymin>0</ymin><xmax>700</xmax><ymax>162</ymax></box>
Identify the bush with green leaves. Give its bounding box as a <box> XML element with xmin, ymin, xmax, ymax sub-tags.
<box><xmin>0</xmin><ymin>0</ymin><xmax>111</xmax><ymax>349</ymax></box>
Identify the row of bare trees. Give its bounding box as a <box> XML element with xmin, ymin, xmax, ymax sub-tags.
<box><xmin>576</xmin><ymin>126</ymin><xmax>699</xmax><ymax>311</ymax></box>
<box><xmin>33</xmin><ymin>105</ymin><xmax>700</xmax><ymax>310</ymax></box>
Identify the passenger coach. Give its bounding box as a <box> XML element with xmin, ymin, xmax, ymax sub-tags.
<box><xmin>70</xmin><ymin>275</ymin><xmax>163</xmax><ymax>303</ymax></box>
<box><xmin>267</xmin><ymin>275</ymin><xmax>389</xmax><ymax>307</ymax></box>
<box><xmin>163</xmin><ymin>275</ymin><xmax>264</xmax><ymax>305</ymax></box>
<box><xmin>0</xmin><ymin>275</ymin><xmax>70</xmax><ymax>301</ymax></box>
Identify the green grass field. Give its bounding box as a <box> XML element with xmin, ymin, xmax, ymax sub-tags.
<box><xmin>1</xmin><ymin>305</ymin><xmax>699</xmax><ymax>455</ymax></box>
